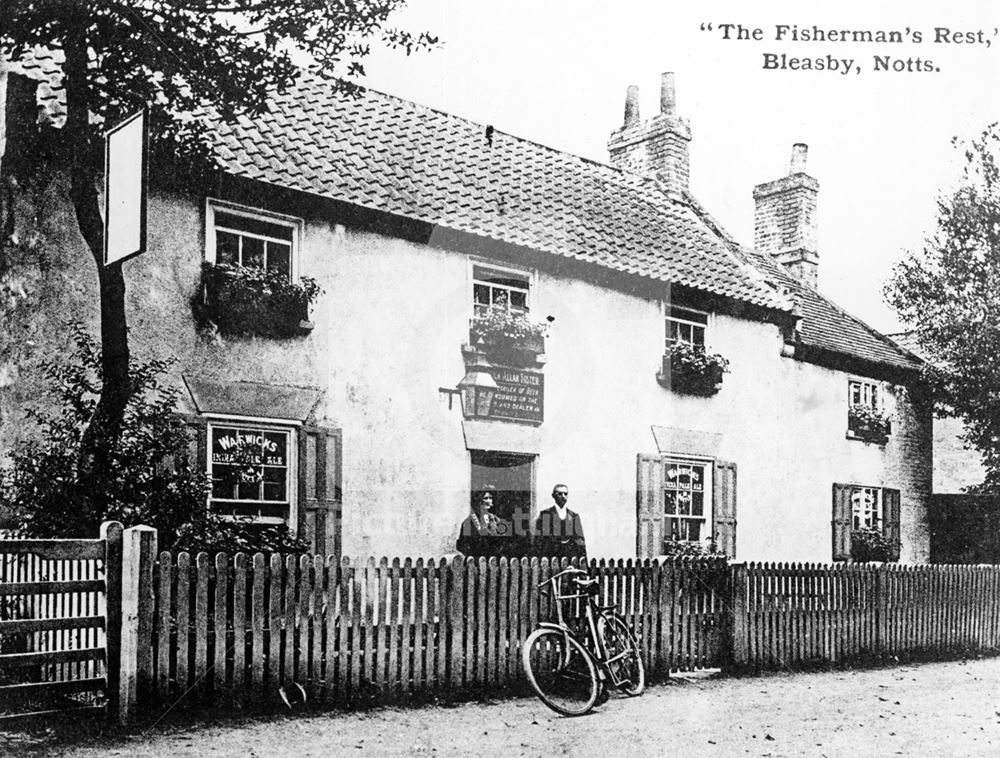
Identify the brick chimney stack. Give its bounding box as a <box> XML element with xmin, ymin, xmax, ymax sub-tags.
<box><xmin>607</xmin><ymin>72</ymin><xmax>691</xmax><ymax>196</ymax></box>
<box><xmin>753</xmin><ymin>143</ymin><xmax>820</xmax><ymax>289</ymax></box>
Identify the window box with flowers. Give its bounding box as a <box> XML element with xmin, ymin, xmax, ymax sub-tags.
<box><xmin>195</xmin><ymin>263</ymin><xmax>322</xmax><ymax>339</ymax></box>
<box><xmin>656</xmin><ymin>341</ymin><xmax>729</xmax><ymax>396</ymax></box>
<box><xmin>468</xmin><ymin>302</ymin><xmax>549</xmax><ymax>368</ymax></box>
<box><xmin>847</xmin><ymin>403</ymin><xmax>892</xmax><ymax>444</ymax></box>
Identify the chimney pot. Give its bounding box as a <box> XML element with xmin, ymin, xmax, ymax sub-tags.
<box><xmin>660</xmin><ymin>72</ymin><xmax>676</xmax><ymax>115</ymax></box>
<box><xmin>790</xmin><ymin>143</ymin><xmax>808</xmax><ymax>174</ymax></box>
<box><xmin>624</xmin><ymin>85</ymin><xmax>640</xmax><ymax>127</ymax></box>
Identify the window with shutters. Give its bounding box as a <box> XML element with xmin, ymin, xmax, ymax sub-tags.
<box><xmin>636</xmin><ymin>454</ymin><xmax>737</xmax><ymax>558</ymax></box>
<box><xmin>208</xmin><ymin>421</ymin><xmax>296</xmax><ymax>525</ymax></box>
<box><xmin>832</xmin><ymin>483</ymin><xmax>900</xmax><ymax>562</ymax></box>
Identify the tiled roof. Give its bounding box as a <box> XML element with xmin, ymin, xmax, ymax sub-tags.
<box><xmin>1</xmin><ymin>60</ymin><xmax>918</xmax><ymax>373</ymax></box>
<box><xmin>210</xmin><ymin>79</ymin><xmax>790</xmax><ymax>311</ymax></box>
<box><xmin>744</xmin><ymin>248</ymin><xmax>922</xmax><ymax>375</ymax></box>
<box><xmin>1</xmin><ymin>47</ymin><xmax>66</xmax><ymax>127</ymax></box>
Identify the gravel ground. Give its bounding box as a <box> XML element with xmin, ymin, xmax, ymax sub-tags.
<box><xmin>5</xmin><ymin>657</ymin><xmax>1000</xmax><ymax>758</ymax></box>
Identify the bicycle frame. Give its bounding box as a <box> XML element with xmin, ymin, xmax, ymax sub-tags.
<box><xmin>539</xmin><ymin>569</ymin><xmax>619</xmax><ymax>687</ymax></box>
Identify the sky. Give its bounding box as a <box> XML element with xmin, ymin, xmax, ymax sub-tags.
<box><xmin>360</xmin><ymin>0</ymin><xmax>1000</xmax><ymax>333</ymax></box>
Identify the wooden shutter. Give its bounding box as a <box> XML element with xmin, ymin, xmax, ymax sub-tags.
<box><xmin>175</xmin><ymin>413</ymin><xmax>208</xmax><ymax>471</ymax></box>
<box><xmin>883</xmin><ymin>488</ymin><xmax>901</xmax><ymax>562</ymax></box>
<box><xmin>636</xmin><ymin>454</ymin><xmax>663</xmax><ymax>558</ymax></box>
<box><xmin>298</xmin><ymin>425</ymin><xmax>343</xmax><ymax>557</ymax></box>
<box><xmin>712</xmin><ymin>460</ymin><xmax>737</xmax><ymax>559</ymax></box>
<box><xmin>832</xmin><ymin>483</ymin><xmax>853</xmax><ymax>561</ymax></box>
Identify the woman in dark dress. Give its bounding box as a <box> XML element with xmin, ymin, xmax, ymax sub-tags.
<box><xmin>456</xmin><ymin>487</ymin><xmax>508</xmax><ymax>557</ymax></box>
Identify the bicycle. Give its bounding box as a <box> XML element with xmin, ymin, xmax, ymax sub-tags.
<box><xmin>522</xmin><ymin>566</ymin><xmax>645</xmax><ymax>716</ymax></box>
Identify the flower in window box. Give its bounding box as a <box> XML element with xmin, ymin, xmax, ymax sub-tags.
<box><xmin>850</xmin><ymin>527</ymin><xmax>893</xmax><ymax>562</ymax></box>
<box><xmin>848</xmin><ymin>403</ymin><xmax>892</xmax><ymax>444</ymax></box>
<box><xmin>468</xmin><ymin>300</ymin><xmax>549</xmax><ymax>367</ymax></box>
<box><xmin>195</xmin><ymin>262</ymin><xmax>322</xmax><ymax>339</ymax></box>
<box><xmin>656</xmin><ymin>341</ymin><xmax>729</xmax><ymax>396</ymax></box>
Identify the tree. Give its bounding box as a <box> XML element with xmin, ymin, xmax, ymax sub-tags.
<box><xmin>1</xmin><ymin>323</ymin><xmax>310</xmax><ymax>552</ymax></box>
<box><xmin>0</xmin><ymin>0</ymin><xmax>434</xmax><ymax>507</ymax></box>
<box><xmin>886</xmin><ymin>124</ymin><xmax>1000</xmax><ymax>491</ymax></box>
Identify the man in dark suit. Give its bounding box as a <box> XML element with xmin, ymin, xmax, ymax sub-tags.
<box><xmin>533</xmin><ymin>483</ymin><xmax>587</xmax><ymax>562</ymax></box>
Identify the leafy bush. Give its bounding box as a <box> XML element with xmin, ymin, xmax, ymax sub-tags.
<box><xmin>851</xmin><ymin>527</ymin><xmax>894</xmax><ymax>562</ymax></box>
<box><xmin>658</xmin><ymin>341</ymin><xmax>729</xmax><ymax>396</ymax></box>
<box><xmin>0</xmin><ymin>324</ymin><xmax>308</xmax><ymax>554</ymax></box>
<box><xmin>195</xmin><ymin>262</ymin><xmax>322</xmax><ymax>339</ymax></box>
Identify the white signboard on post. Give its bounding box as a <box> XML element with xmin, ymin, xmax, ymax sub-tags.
<box><xmin>103</xmin><ymin>109</ymin><xmax>147</xmax><ymax>266</ymax></box>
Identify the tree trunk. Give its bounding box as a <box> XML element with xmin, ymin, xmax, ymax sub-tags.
<box><xmin>64</xmin><ymin>14</ymin><xmax>131</xmax><ymax>500</ymax></box>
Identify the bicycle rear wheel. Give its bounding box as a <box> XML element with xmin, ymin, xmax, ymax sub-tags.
<box><xmin>598</xmin><ymin>614</ymin><xmax>645</xmax><ymax>696</ymax></box>
<box><xmin>522</xmin><ymin>627</ymin><xmax>599</xmax><ymax>716</ymax></box>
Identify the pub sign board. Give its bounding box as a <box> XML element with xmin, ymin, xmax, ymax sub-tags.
<box><xmin>487</xmin><ymin>367</ymin><xmax>543</xmax><ymax>423</ymax></box>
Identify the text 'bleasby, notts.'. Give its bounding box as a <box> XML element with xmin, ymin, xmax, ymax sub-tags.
<box><xmin>699</xmin><ymin>22</ymin><xmax>999</xmax><ymax>76</ymax></box>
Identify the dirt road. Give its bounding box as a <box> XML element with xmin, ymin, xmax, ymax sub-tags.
<box><xmin>7</xmin><ymin>657</ymin><xmax>1000</xmax><ymax>757</ymax></box>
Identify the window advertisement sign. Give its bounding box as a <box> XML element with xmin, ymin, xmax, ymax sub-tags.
<box><xmin>209</xmin><ymin>426</ymin><xmax>289</xmax><ymax>518</ymax></box>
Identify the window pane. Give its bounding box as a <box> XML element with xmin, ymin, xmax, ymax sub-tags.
<box><xmin>212</xmin><ymin>467</ymin><xmax>237</xmax><ymax>499</ymax></box>
<box><xmin>669</xmin><ymin>306</ymin><xmax>708</xmax><ymax>325</ymax></box>
<box><xmin>242</xmin><ymin>236</ymin><xmax>265</xmax><ymax>269</ymax></box>
<box><xmin>263</xmin><ymin>467</ymin><xmax>287</xmax><ymax>502</ymax></box>
<box><xmin>474</xmin><ymin>283</ymin><xmax>490</xmax><ymax>307</ymax></box>
<box><xmin>215</xmin><ymin>211</ymin><xmax>293</xmax><ymax>242</ymax></box>
<box><xmin>263</xmin><ymin>432</ymin><xmax>287</xmax><ymax>467</ymax></box>
<box><xmin>268</xmin><ymin>242</ymin><xmax>291</xmax><ymax>278</ymax></box>
<box><xmin>237</xmin><ymin>477</ymin><xmax>261</xmax><ymax>501</ymax></box>
<box><xmin>216</xmin><ymin>231</ymin><xmax>239</xmax><ymax>265</ymax></box>
<box><xmin>509</xmin><ymin>290</ymin><xmax>527</xmax><ymax>312</ymax></box>
<box><xmin>677</xmin><ymin>491</ymin><xmax>692</xmax><ymax>516</ymax></box>
<box><xmin>692</xmin><ymin>325</ymin><xmax>706</xmax><ymax>345</ymax></box>
<box><xmin>473</xmin><ymin>265</ymin><xmax>529</xmax><ymax>289</ymax></box>
<box><xmin>664</xmin><ymin>490</ymin><xmax>678</xmax><ymax>515</ymax></box>
<box><xmin>691</xmin><ymin>492</ymin><xmax>704</xmax><ymax>517</ymax></box>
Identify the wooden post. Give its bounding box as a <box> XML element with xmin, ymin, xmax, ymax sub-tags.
<box><xmin>118</xmin><ymin>525</ymin><xmax>158</xmax><ymax>726</ymax></box>
<box><xmin>729</xmin><ymin>563</ymin><xmax>749</xmax><ymax>672</ymax></box>
<box><xmin>101</xmin><ymin>521</ymin><xmax>124</xmax><ymax>723</ymax></box>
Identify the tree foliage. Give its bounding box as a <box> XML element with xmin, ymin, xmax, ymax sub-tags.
<box><xmin>0</xmin><ymin>323</ymin><xmax>309</xmax><ymax>553</ymax></box>
<box><xmin>886</xmin><ymin>124</ymin><xmax>1000</xmax><ymax>491</ymax></box>
<box><xmin>0</xmin><ymin>0</ymin><xmax>434</xmax><ymax>508</ymax></box>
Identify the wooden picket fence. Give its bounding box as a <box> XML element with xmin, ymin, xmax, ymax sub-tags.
<box><xmin>732</xmin><ymin>562</ymin><xmax>1000</xmax><ymax>671</ymax></box>
<box><xmin>145</xmin><ymin>555</ymin><xmax>729</xmax><ymax>712</ymax></box>
<box><xmin>9</xmin><ymin>522</ymin><xmax>1000</xmax><ymax>726</ymax></box>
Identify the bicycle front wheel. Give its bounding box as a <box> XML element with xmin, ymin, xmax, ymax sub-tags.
<box><xmin>598</xmin><ymin>614</ymin><xmax>645</xmax><ymax>696</ymax></box>
<box><xmin>522</xmin><ymin>627</ymin><xmax>599</xmax><ymax>716</ymax></box>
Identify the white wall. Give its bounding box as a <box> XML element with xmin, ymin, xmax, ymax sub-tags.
<box><xmin>10</xmin><ymin>187</ymin><xmax>931</xmax><ymax>562</ymax></box>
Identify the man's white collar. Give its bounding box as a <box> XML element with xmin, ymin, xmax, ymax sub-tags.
<box><xmin>554</xmin><ymin>503</ymin><xmax>568</xmax><ymax>519</ymax></box>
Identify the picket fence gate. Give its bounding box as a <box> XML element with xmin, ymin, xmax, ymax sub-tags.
<box><xmin>146</xmin><ymin>554</ymin><xmax>729</xmax><ymax>713</ymax></box>
<box><xmin>0</xmin><ymin>523</ymin><xmax>122</xmax><ymax>723</ymax></box>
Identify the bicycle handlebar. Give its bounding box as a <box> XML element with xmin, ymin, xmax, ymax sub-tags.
<box><xmin>537</xmin><ymin>566</ymin><xmax>588</xmax><ymax>588</ymax></box>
